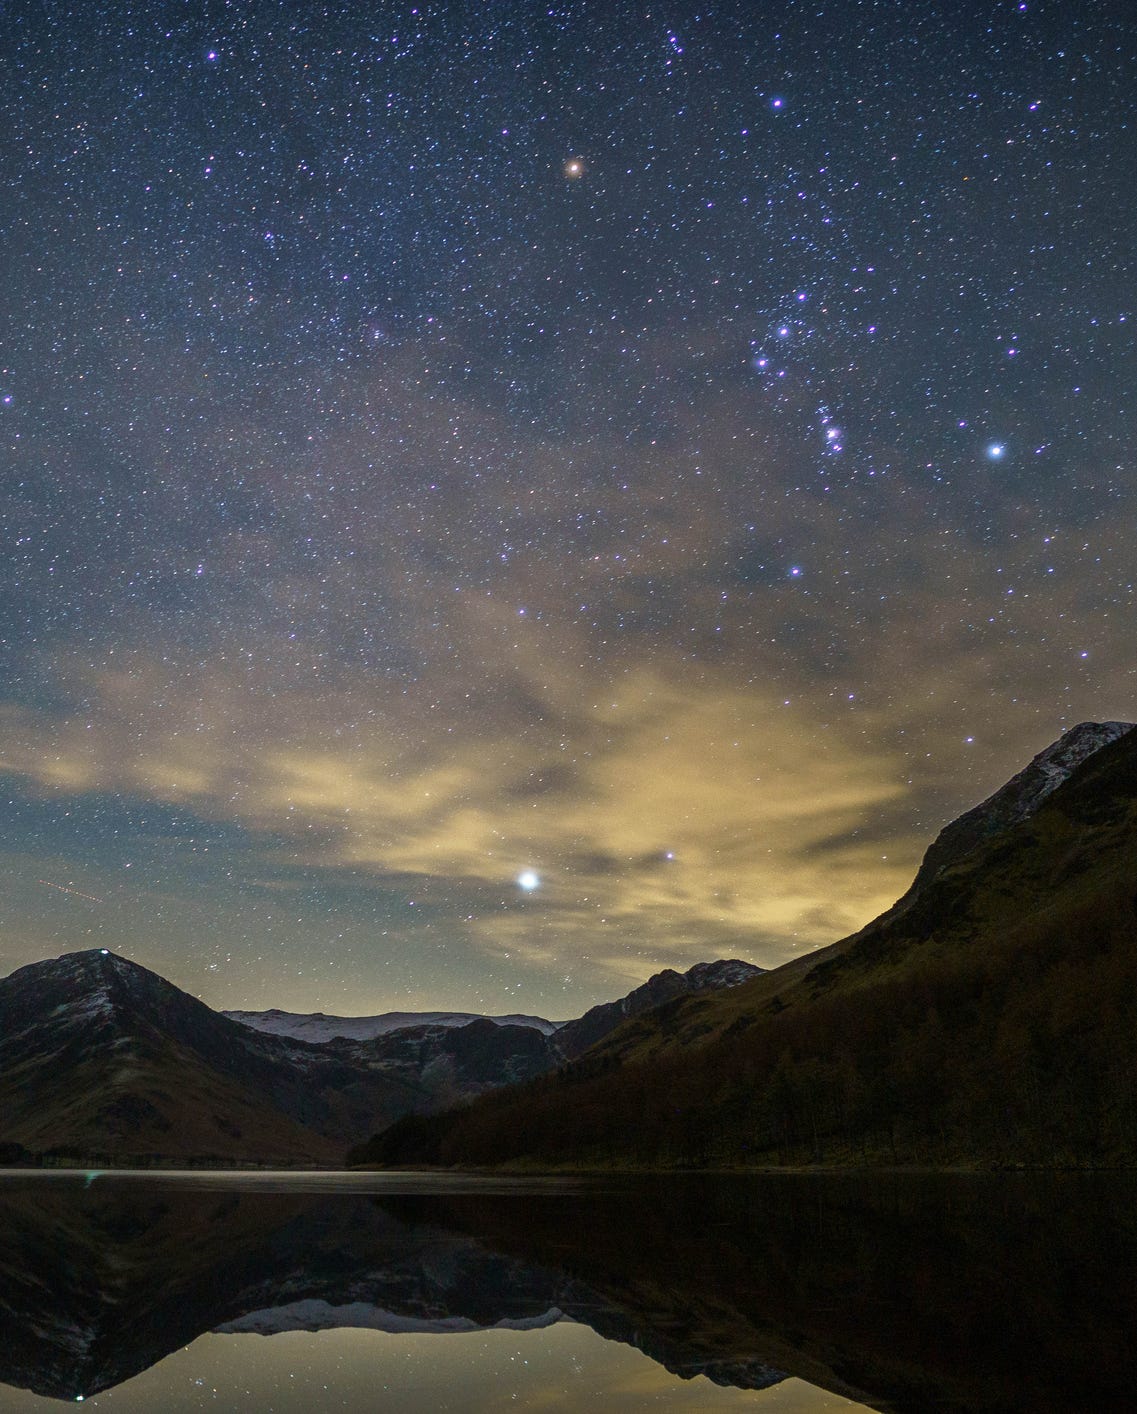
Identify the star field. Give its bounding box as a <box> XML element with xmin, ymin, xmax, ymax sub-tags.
<box><xmin>1</xmin><ymin>0</ymin><xmax>1134</xmax><ymax>1013</ymax></box>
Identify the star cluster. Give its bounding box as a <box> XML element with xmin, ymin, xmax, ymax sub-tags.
<box><xmin>1</xmin><ymin>0</ymin><xmax>1134</xmax><ymax>1013</ymax></box>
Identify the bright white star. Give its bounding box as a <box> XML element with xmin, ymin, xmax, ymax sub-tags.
<box><xmin>517</xmin><ymin>870</ymin><xmax>540</xmax><ymax>891</ymax></box>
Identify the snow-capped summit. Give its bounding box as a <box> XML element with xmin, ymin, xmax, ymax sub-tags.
<box><xmin>977</xmin><ymin>720</ymin><xmax>1134</xmax><ymax>822</ymax></box>
<box><xmin>901</xmin><ymin>720</ymin><xmax>1134</xmax><ymax>907</ymax></box>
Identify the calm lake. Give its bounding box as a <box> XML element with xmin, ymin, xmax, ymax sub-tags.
<box><xmin>0</xmin><ymin>1169</ymin><xmax>1133</xmax><ymax>1412</ymax></box>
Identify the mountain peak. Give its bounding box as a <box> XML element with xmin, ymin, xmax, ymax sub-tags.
<box><xmin>682</xmin><ymin>959</ymin><xmax>763</xmax><ymax>989</ymax></box>
<box><xmin>553</xmin><ymin>957</ymin><xmax>765</xmax><ymax>1060</ymax></box>
<box><xmin>75</xmin><ymin>947</ymin><xmax>130</xmax><ymax>969</ymax></box>
<box><xmin>1030</xmin><ymin>718</ymin><xmax>1134</xmax><ymax>773</ymax></box>
<box><xmin>20</xmin><ymin>946</ymin><xmax>138</xmax><ymax>974</ymax></box>
<box><xmin>897</xmin><ymin>719</ymin><xmax>1134</xmax><ymax>909</ymax></box>
<box><xmin>977</xmin><ymin>719</ymin><xmax>1133</xmax><ymax>818</ymax></box>
<box><xmin>4</xmin><ymin>947</ymin><xmax>146</xmax><ymax>994</ymax></box>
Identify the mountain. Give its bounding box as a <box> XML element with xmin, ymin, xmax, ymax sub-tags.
<box><xmin>0</xmin><ymin>949</ymin><xmax>760</xmax><ymax>1166</ymax></box>
<box><xmin>555</xmin><ymin>959</ymin><xmax>763</xmax><ymax>1059</ymax></box>
<box><xmin>355</xmin><ymin>721</ymin><xmax>1137</xmax><ymax>1170</ymax></box>
<box><xmin>223</xmin><ymin>1007</ymin><xmax>563</xmax><ymax>1043</ymax></box>
<box><xmin>338</xmin><ymin>1016</ymin><xmax>558</xmax><ymax>1109</ymax></box>
<box><xmin>0</xmin><ymin>950</ymin><xmax>423</xmax><ymax>1165</ymax></box>
<box><xmin>225</xmin><ymin>962</ymin><xmax>761</xmax><ymax>1055</ymax></box>
<box><xmin>888</xmin><ymin>719</ymin><xmax>1134</xmax><ymax>917</ymax></box>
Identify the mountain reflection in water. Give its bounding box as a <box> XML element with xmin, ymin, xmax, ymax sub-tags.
<box><xmin>0</xmin><ymin>1170</ymin><xmax>1133</xmax><ymax>1411</ymax></box>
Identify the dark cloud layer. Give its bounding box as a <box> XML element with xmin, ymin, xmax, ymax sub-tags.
<box><xmin>1</xmin><ymin>1</ymin><xmax>1134</xmax><ymax>1013</ymax></box>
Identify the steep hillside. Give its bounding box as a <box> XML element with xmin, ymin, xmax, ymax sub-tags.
<box><xmin>355</xmin><ymin>722</ymin><xmax>1137</xmax><ymax>1169</ymax></box>
<box><xmin>890</xmin><ymin>719</ymin><xmax>1133</xmax><ymax>915</ymax></box>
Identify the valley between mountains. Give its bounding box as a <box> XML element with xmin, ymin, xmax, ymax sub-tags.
<box><xmin>0</xmin><ymin>943</ymin><xmax>760</xmax><ymax>1166</ymax></box>
<box><xmin>2</xmin><ymin>721</ymin><xmax>1136</xmax><ymax>1170</ymax></box>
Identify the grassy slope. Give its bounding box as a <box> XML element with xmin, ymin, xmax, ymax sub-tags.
<box><xmin>354</xmin><ymin>728</ymin><xmax>1137</xmax><ymax>1169</ymax></box>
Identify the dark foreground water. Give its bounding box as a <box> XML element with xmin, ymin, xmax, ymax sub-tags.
<box><xmin>0</xmin><ymin>1170</ymin><xmax>1133</xmax><ymax>1412</ymax></box>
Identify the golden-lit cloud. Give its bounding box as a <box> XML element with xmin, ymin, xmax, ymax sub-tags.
<box><xmin>3</xmin><ymin>435</ymin><xmax>1135</xmax><ymax>1007</ymax></box>
<box><xmin>3</xmin><ymin>329</ymin><xmax>1134</xmax><ymax>1007</ymax></box>
<box><xmin>0</xmin><ymin>636</ymin><xmax>917</xmax><ymax>990</ymax></box>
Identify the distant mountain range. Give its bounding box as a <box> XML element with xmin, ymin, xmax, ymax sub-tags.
<box><xmin>223</xmin><ymin>1007</ymin><xmax>565</xmax><ymax>1043</ymax></box>
<box><xmin>224</xmin><ymin>956</ymin><xmax>761</xmax><ymax>1060</ymax></box>
<box><xmin>355</xmin><ymin>720</ymin><xmax>1137</xmax><ymax>1170</ymax></box>
<box><xmin>0</xmin><ymin>943</ymin><xmax>759</xmax><ymax>1165</ymax></box>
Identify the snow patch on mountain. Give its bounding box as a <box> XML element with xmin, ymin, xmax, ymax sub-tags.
<box><xmin>898</xmin><ymin>720</ymin><xmax>1135</xmax><ymax>909</ymax></box>
<box><xmin>978</xmin><ymin>720</ymin><xmax>1135</xmax><ymax>822</ymax></box>
<box><xmin>223</xmin><ymin>1007</ymin><xmax>563</xmax><ymax>1044</ymax></box>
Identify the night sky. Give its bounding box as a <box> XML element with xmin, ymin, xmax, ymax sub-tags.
<box><xmin>2</xmin><ymin>0</ymin><xmax>1134</xmax><ymax>1016</ymax></box>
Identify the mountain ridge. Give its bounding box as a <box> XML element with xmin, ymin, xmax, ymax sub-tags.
<box><xmin>555</xmin><ymin>958</ymin><xmax>763</xmax><ymax>1059</ymax></box>
<box><xmin>223</xmin><ymin>958</ymin><xmax>763</xmax><ymax>1051</ymax></box>
<box><xmin>223</xmin><ymin>1006</ymin><xmax>565</xmax><ymax>1043</ymax></box>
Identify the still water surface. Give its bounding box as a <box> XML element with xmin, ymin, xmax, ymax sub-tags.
<box><xmin>0</xmin><ymin>1169</ymin><xmax>1132</xmax><ymax>1412</ymax></box>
